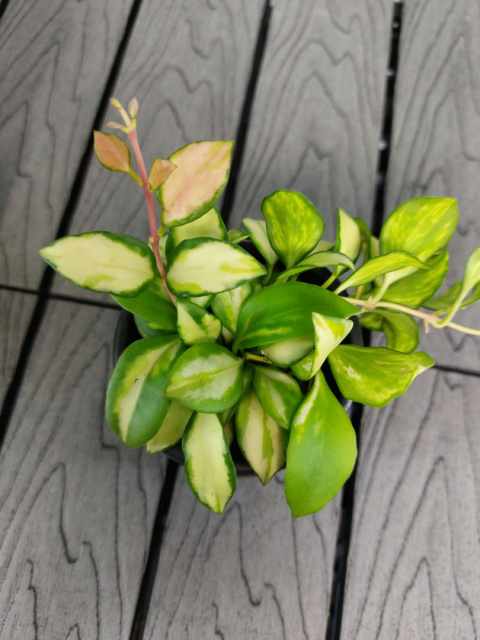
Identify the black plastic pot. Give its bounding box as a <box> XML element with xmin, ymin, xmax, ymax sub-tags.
<box><xmin>113</xmin><ymin>265</ymin><xmax>362</xmax><ymax>473</ymax></box>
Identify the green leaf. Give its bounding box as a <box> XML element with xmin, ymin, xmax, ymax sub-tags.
<box><xmin>228</xmin><ymin>228</ymin><xmax>250</xmax><ymax>244</ymax></box>
<box><xmin>380</xmin><ymin>197</ymin><xmax>458</xmax><ymax>284</ymax></box>
<box><xmin>284</xmin><ymin>372</ymin><xmax>357</xmax><ymax>517</ymax></box>
<box><xmin>360</xmin><ymin>309</ymin><xmax>419</xmax><ymax>353</ymax></box>
<box><xmin>328</xmin><ymin>345</ymin><xmax>434</xmax><ymax>407</ymax></box>
<box><xmin>242</xmin><ymin>218</ymin><xmax>278</xmax><ymax>266</ymax></box>
<box><xmin>335</xmin><ymin>251</ymin><xmax>428</xmax><ymax>294</ymax></box>
<box><xmin>166</xmin><ymin>238</ymin><xmax>266</xmax><ymax>297</ymax></box>
<box><xmin>262</xmin><ymin>333</ymin><xmax>315</xmax><ymax>367</ymax></box>
<box><xmin>381</xmin><ymin>252</ymin><xmax>449</xmax><ymax>309</ymax></box>
<box><xmin>291</xmin><ymin>313</ymin><xmax>353</xmax><ymax>380</ymax></box>
<box><xmin>438</xmin><ymin>246</ymin><xmax>480</xmax><ymax>324</ymax></box>
<box><xmin>261</xmin><ymin>190</ymin><xmax>324</xmax><ymax>268</ymax></box>
<box><xmin>235</xmin><ymin>387</ymin><xmax>285</xmax><ymax>484</ymax></box>
<box><xmin>183</xmin><ymin>412</ymin><xmax>236</xmax><ymax>513</ymax></box>
<box><xmin>186</xmin><ymin>294</ymin><xmax>215</xmax><ymax>308</ymax></box>
<box><xmin>166</xmin><ymin>343</ymin><xmax>243</xmax><ymax>413</ymax></box>
<box><xmin>424</xmin><ymin>281</ymin><xmax>480</xmax><ymax>313</ymax></box>
<box><xmin>275</xmin><ymin>251</ymin><xmax>355</xmax><ymax>283</ymax></box>
<box><xmin>354</xmin><ymin>217</ymin><xmax>373</xmax><ymax>263</ymax></box>
<box><xmin>234</xmin><ymin>282</ymin><xmax>358</xmax><ymax>351</ymax></box>
<box><xmin>165</xmin><ymin>207</ymin><xmax>227</xmax><ymax>258</ymax></box>
<box><xmin>146</xmin><ymin>402</ymin><xmax>193</xmax><ymax>453</ymax></box>
<box><xmin>177</xmin><ymin>300</ymin><xmax>222</xmax><ymax>345</ymax></box>
<box><xmin>358</xmin><ymin>312</ymin><xmax>383</xmax><ymax>332</ymax></box>
<box><xmin>211</xmin><ymin>283</ymin><xmax>252</xmax><ymax>334</ymax></box>
<box><xmin>40</xmin><ymin>232</ymin><xmax>156</xmax><ymax>296</ymax></box>
<box><xmin>252</xmin><ymin>366</ymin><xmax>303</xmax><ymax>430</ymax></box>
<box><xmin>111</xmin><ymin>280</ymin><xmax>176</xmax><ymax>330</ymax></box>
<box><xmin>333</xmin><ymin>208</ymin><xmax>362</xmax><ymax>275</ymax></box>
<box><xmin>158</xmin><ymin>141</ymin><xmax>234</xmax><ymax>227</ymax></box>
<box><xmin>106</xmin><ymin>336</ymin><xmax>185</xmax><ymax>448</ymax></box>
<box><xmin>134</xmin><ymin>315</ymin><xmax>175</xmax><ymax>338</ymax></box>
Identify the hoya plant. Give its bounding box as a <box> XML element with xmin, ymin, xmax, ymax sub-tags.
<box><xmin>40</xmin><ymin>98</ymin><xmax>480</xmax><ymax>517</ymax></box>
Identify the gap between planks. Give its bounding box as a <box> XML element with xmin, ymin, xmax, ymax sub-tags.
<box><xmin>326</xmin><ymin>2</ymin><xmax>405</xmax><ymax>639</ymax></box>
<box><xmin>0</xmin><ymin>0</ymin><xmax>145</xmax><ymax>450</ymax></box>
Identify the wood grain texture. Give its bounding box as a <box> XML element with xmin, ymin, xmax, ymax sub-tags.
<box><xmin>228</xmin><ymin>0</ymin><xmax>392</xmax><ymax>239</ymax></box>
<box><xmin>384</xmin><ymin>0</ymin><xmax>480</xmax><ymax>369</ymax></box>
<box><xmin>52</xmin><ymin>0</ymin><xmax>265</xmax><ymax>301</ymax></box>
<box><xmin>341</xmin><ymin>369</ymin><xmax>480</xmax><ymax>639</ymax></box>
<box><xmin>0</xmin><ymin>290</ymin><xmax>36</xmax><ymax>408</ymax></box>
<box><xmin>0</xmin><ymin>301</ymin><xmax>164</xmax><ymax>639</ymax></box>
<box><xmin>145</xmin><ymin>470</ymin><xmax>339</xmax><ymax>640</ymax></box>
<box><xmin>0</xmin><ymin>0</ymin><xmax>135</xmax><ymax>289</ymax></box>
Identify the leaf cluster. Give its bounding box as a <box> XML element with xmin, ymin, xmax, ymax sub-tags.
<box><xmin>39</xmin><ymin>104</ymin><xmax>480</xmax><ymax>517</ymax></box>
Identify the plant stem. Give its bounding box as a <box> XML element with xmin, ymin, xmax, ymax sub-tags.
<box><xmin>127</xmin><ymin>128</ymin><xmax>176</xmax><ymax>306</ymax></box>
<box><xmin>343</xmin><ymin>297</ymin><xmax>480</xmax><ymax>336</ymax></box>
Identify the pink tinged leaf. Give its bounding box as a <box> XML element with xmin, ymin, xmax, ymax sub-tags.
<box><xmin>148</xmin><ymin>158</ymin><xmax>177</xmax><ymax>191</ymax></box>
<box><xmin>160</xmin><ymin>141</ymin><xmax>234</xmax><ymax>226</ymax></box>
<box><xmin>94</xmin><ymin>131</ymin><xmax>131</xmax><ymax>173</ymax></box>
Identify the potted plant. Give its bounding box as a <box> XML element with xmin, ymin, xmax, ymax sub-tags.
<box><xmin>40</xmin><ymin>98</ymin><xmax>480</xmax><ymax>517</ymax></box>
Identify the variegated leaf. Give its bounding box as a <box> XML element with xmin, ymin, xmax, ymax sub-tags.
<box><xmin>437</xmin><ymin>246</ymin><xmax>480</xmax><ymax>325</ymax></box>
<box><xmin>166</xmin><ymin>343</ymin><xmax>243</xmax><ymax>413</ymax></box>
<box><xmin>40</xmin><ymin>232</ymin><xmax>156</xmax><ymax>296</ymax></box>
<box><xmin>165</xmin><ymin>207</ymin><xmax>227</xmax><ymax>258</ymax></box>
<box><xmin>228</xmin><ymin>228</ymin><xmax>250</xmax><ymax>244</ymax></box>
<box><xmin>146</xmin><ymin>401</ymin><xmax>193</xmax><ymax>453</ymax></box>
<box><xmin>166</xmin><ymin>238</ymin><xmax>266</xmax><ymax>297</ymax></box>
<box><xmin>291</xmin><ymin>313</ymin><xmax>353</xmax><ymax>380</ymax></box>
<box><xmin>211</xmin><ymin>283</ymin><xmax>252</xmax><ymax>334</ymax></box>
<box><xmin>381</xmin><ymin>197</ymin><xmax>458</xmax><ymax>260</ymax></box>
<box><xmin>284</xmin><ymin>372</ymin><xmax>357</xmax><ymax>517</ymax></box>
<box><xmin>335</xmin><ymin>251</ymin><xmax>427</xmax><ymax>294</ymax></box>
<box><xmin>234</xmin><ymin>282</ymin><xmax>357</xmax><ymax>351</ymax></box>
<box><xmin>381</xmin><ymin>252</ymin><xmax>449</xmax><ymax>309</ymax></box>
<box><xmin>262</xmin><ymin>334</ymin><xmax>315</xmax><ymax>367</ymax></box>
<box><xmin>242</xmin><ymin>218</ymin><xmax>278</xmax><ymax>266</ymax></box>
<box><xmin>328</xmin><ymin>345</ymin><xmax>434</xmax><ymax>407</ymax></box>
<box><xmin>252</xmin><ymin>366</ymin><xmax>303</xmax><ymax>430</ymax></box>
<box><xmin>148</xmin><ymin>158</ymin><xmax>176</xmax><ymax>191</ymax></box>
<box><xmin>275</xmin><ymin>251</ymin><xmax>355</xmax><ymax>283</ymax></box>
<box><xmin>183</xmin><ymin>412</ymin><xmax>236</xmax><ymax>513</ymax></box>
<box><xmin>94</xmin><ymin>131</ymin><xmax>132</xmax><ymax>174</ymax></box>
<box><xmin>106</xmin><ymin>336</ymin><xmax>185</xmax><ymax>448</ymax></box>
<box><xmin>261</xmin><ymin>190</ymin><xmax>324</xmax><ymax>268</ymax></box>
<box><xmin>235</xmin><ymin>387</ymin><xmax>285</xmax><ymax>485</ymax></box>
<box><xmin>333</xmin><ymin>208</ymin><xmax>362</xmax><ymax>276</ymax></box>
<box><xmin>158</xmin><ymin>141</ymin><xmax>234</xmax><ymax>227</ymax></box>
<box><xmin>177</xmin><ymin>299</ymin><xmax>222</xmax><ymax>345</ymax></box>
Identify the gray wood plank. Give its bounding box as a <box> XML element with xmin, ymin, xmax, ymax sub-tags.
<box><xmin>0</xmin><ymin>0</ymin><xmax>136</xmax><ymax>289</ymax></box>
<box><xmin>383</xmin><ymin>0</ymin><xmax>480</xmax><ymax>369</ymax></box>
<box><xmin>0</xmin><ymin>290</ymin><xmax>36</xmax><ymax>407</ymax></box>
<box><xmin>228</xmin><ymin>0</ymin><xmax>392</xmax><ymax>239</ymax></box>
<box><xmin>0</xmin><ymin>301</ymin><xmax>164</xmax><ymax>639</ymax></box>
<box><xmin>145</xmin><ymin>471</ymin><xmax>339</xmax><ymax>640</ymax></box>
<box><xmin>341</xmin><ymin>369</ymin><xmax>480</xmax><ymax>639</ymax></box>
<box><xmin>142</xmin><ymin>3</ymin><xmax>393</xmax><ymax>636</ymax></box>
<box><xmin>52</xmin><ymin>0</ymin><xmax>265</xmax><ymax>301</ymax></box>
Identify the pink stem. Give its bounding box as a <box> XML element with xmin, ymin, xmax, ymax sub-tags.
<box><xmin>128</xmin><ymin>128</ymin><xmax>176</xmax><ymax>305</ymax></box>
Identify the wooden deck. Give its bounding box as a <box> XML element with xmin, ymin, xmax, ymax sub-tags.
<box><xmin>1</xmin><ymin>0</ymin><xmax>479</xmax><ymax>638</ymax></box>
